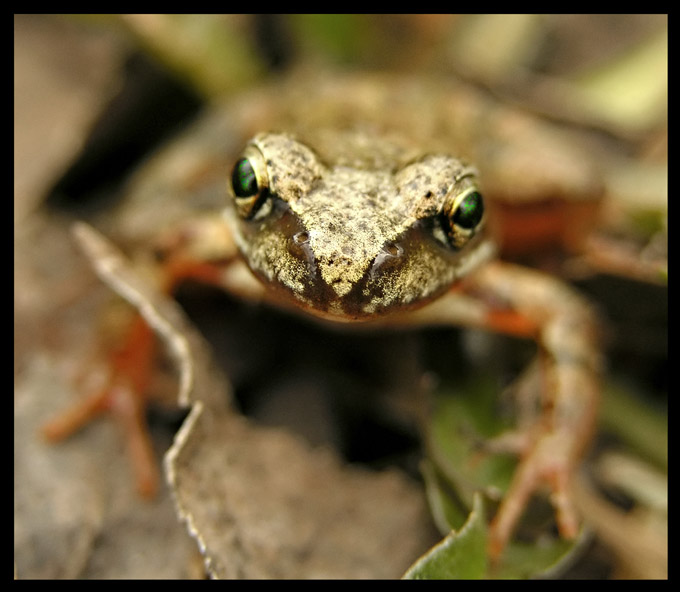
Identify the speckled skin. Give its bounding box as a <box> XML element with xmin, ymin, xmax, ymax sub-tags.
<box><xmin>225</xmin><ymin>131</ymin><xmax>493</xmax><ymax>320</ymax></box>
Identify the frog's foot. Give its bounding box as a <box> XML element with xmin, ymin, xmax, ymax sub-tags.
<box><xmin>42</xmin><ymin>315</ymin><xmax>160</xmax><ymax>498</ymax></box>
<box><xmin>487</xmin><ymin>427</ymin><xmax>580</xmax><ymax>560</ymax></box>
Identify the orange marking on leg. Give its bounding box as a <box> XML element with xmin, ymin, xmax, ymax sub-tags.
<box><xmin>42</xmin><ymin>387</ymin><xmax>111</xmax><ymax>442</ymax></box>
<box><xmin>162</xmin><ymin>258</ymin><xmax>226</xmax><ymax>294</ymax></box>
<box><xmin>484</xmin><ymin>309</ymin><xmax>539</xmax><ymax>338</ymax></box>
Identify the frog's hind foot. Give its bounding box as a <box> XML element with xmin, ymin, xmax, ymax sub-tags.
<box><xmin>42</xmin><ymin>315</ymin><xmax>160</xmax><ymax>498</ymax></box>
<box><xmin>486</xmin><ymin>427</ymin><xmax>581</xmax><ymax>560</ymax></box>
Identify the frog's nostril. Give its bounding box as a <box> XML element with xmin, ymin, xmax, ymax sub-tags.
<box><xmin>293</xmin><ymin>231</ymin><xmax>309</xmax><ymax>244</ymax></box>
<box><xmin>288</xmin><ymin>231</ymin><xmax>311</xmax><ymax>257</ymax></box>
<box><xmin>287</xmin><ymin>229</ymin><xmax>318</xmax><ymax>280</ymax></box>
<box><xmin>369</xmin><ymin>242</ymin><xmax>404</xmax><ymax>280</ymax></box>
<box><xmin>384</xmin><ymin>242</ymin><xmax>403</xmax><ymax>257</ymax></box>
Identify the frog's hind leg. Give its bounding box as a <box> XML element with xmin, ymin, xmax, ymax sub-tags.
<box><xmin>467</xmin><ymin>261</ymin><xmax>601</xmax><ymax>560</ymax></box>
<box><xmin>42</xmin><ymin>221</ymin><xmax>239</xmax><ymax>498</ymax></box>
<box><xmin>413</xmin><ymin>260</ymin><xmax>600</xmax><ymax>560</ymax></box>
<box><xmin>42</xmin><ymin>314</ymin><xmax>160</xmax><ymax>498</ymax></box>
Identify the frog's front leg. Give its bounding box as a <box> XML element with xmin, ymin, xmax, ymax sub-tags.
<box><xmin>472</xmin><ymin>261</ymin><xmax>600</xmax><ymax>557</ymax></box>
<box><xmin>413</xmin><ymin>260</ymin><xmax>600</xmax><ymax>558</ymax></box>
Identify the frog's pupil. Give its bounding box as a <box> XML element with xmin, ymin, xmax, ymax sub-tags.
<box><xmin>232</xmin><ymin>158</ymin><xmax>258</xmax><ymax>197</ymax></box>
<box><xmin>453</xmin><ymin>191</ymin><xmax>484</xmax><ymax>229</ymax></box>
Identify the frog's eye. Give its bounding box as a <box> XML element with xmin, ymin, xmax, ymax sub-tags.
<box><xmin>230</xmin><ymin>145</ymin><xmax>269</xmax><ymax>219</ymax></box>
<box><xmin>442</xmin><ymin>188</ymin><xmax>485</xmax><ymax>249</ymax></box>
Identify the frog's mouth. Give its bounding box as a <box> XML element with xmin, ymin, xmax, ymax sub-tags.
<box><xmin>250</xmin><ymin>216</ymin><xmax>489</xmax><ymax>322</ymax></box>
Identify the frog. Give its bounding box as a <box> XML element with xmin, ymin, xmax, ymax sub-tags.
<box><xmin>224</xmin><ymin>128</ymin><xmax>600</xmax><ymax>559</ymax></box>
<box><xmin>43</xmin><ymin>71</ymin><xmax>603</xmax><ymax>563</ymax></box>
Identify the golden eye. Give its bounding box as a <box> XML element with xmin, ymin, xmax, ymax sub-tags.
<box><xmin>442</xmin><ymin>188</ymin><xmax>485</xmax><ymax>249</ymax></box>
<box><xmin>229</xmin><ymin>145</ymin><xmax>269</xmax><ymax>219</ymax></box>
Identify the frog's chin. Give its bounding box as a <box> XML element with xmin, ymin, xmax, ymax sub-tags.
<box><xmin>267</xmin><ymin>282</ymin><xmax>448</xmax><ymax>326</ymax></box>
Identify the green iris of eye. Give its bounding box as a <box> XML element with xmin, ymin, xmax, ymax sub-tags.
<box><xmin>453</xmin><ymin>191</ymin><xmax>484</xmax><ymax>229</ymax></box>
<box><xmin>232</xmin><ymin>158</ymin><xmax>258</xmax><ymax>197</ymax></box>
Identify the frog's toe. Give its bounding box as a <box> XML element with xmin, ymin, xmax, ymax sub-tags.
<box><xmin>487</xmin><ymin>430</ymin><xmax>581</xmax><ymax>559</ymax></box>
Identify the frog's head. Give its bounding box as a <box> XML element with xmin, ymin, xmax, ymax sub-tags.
<box><xmin>225</xmin><ymin>133</ymin><xmax>493</xmax><ymax>321</ymax></box>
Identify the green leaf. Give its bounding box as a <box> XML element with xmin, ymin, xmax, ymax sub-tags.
<box><xmin>492</xmin><ymin>531</ymin><xmax>589</xmax><ymax>580</ymax></box>
<box><xmin>421</xmin><ymin>455</ymin><xmax>587</xmax><ymax>579</ymax></box>
<box><xmin>403</xmin><ymin>493</ymin><xmax>488</xmax><ymax>579</ymax></box>
<box><xmin>421</xmin><ymin>459</ymin><xmax>470</xmax><ymax>534</ymax></box>
<box><xmin>419</xmin><ymin>376</ymin><xmax>587</xmax><ymax>578</ymax></box>
<box><xmin>426</xmin><ymin>376</ymin><xmax>516</xmax><ymax>505</ymax></box>
<box><xmin>601</xmin><ymin>380</ymin><xmax>668</xmax><ymax>470</ymax></box>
